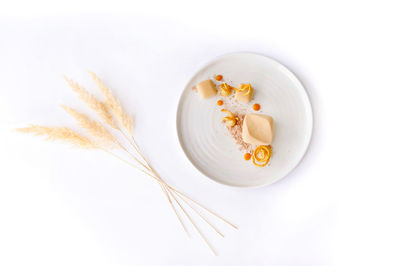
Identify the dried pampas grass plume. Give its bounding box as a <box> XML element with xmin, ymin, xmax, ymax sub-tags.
<box><xmin>89</xmin><ymin>71</ymin><xmax>133</xmax><ymax>136</ymax></box>
<box><xmin>63</xmin><ymin>76</ymin><xmax>118</xmax><ymax>129</ymax></box>
<box><xmin>16</xmin><ymin>126</ymin><xmax>97</xmax><ymax>149</ymax></box>
<box><xmin>17</xmin><ymin>72</ymin><xmax>237</xmax><ymax>255</ymax></box>
<box><xmin>60</xmin><ymin>105</ymin><xmax>118</xmax><ymax>149</ymax></box>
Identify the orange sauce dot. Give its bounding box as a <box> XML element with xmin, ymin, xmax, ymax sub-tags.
<box><xmin>217</xmin><ymin>100</ymin><xmax>223</xmax><ymax>106</ymax></box>
<box><xmin>244</xmin><ymin>153</ymin><xmax>252</xmax><ymax>160</ymax></box>
<box><xmin>215</xmin><ymin>75</ymin><xmax>223</xmax><ymax>81</ymax></box>
<box><xmin>253</xmin><ymin>103</ymin><xmax>261</xmax><ymax>111</ymax></box>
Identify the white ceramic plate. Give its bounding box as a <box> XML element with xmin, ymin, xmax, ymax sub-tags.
<box><xmin>176</xmin><ymin>53</ymin><xmax>313</xmax><ymax>188</ymax></box>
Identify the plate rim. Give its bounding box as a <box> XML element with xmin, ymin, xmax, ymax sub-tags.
<box><xmin>176</xmin><ymin>52</ymin><xmax>313</xmax><ymax>188</ymax></box>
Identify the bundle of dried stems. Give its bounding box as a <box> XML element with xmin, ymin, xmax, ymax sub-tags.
<box><xmin>17</xmin><ymin>72</ymin><xmax>237</xmax><ymax>255</ymax></box>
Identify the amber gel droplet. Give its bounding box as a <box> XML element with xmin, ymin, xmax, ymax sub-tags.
<box><xmin>253</xmin><ymin>103</ymin><xmax>261</xmax><ymax>111</ymax></box>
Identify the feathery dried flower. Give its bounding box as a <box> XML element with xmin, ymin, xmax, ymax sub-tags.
<box><xmin>16</xmin><ymin>126</ymin><xmax>97</xmax><ymax>149</ymax></box>
<box><xmin>17</xmin><ymin>73</ymin><xmax>236</xmax><ymax>255</ymax></box>
<box><xmin>63</xmin><ymin>76</ymin><xmax>118</xmax><ymax>129</ymax></box>
<box><xmin>60</xmin><ymin>105</ymin><xmax>118</xmax><ymax>149</ymax></box>
<box><xmin>89</xmin><ymin>71</ymin><xmax>133</xmax><ymax>136</ymax></box>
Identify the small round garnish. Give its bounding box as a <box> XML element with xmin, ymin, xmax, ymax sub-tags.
<box><xmin>253</xmin><ymin>103</ymin><xmax>261</xmax><ymax>111</ymax></box>
<box><xmin>217</xmin><ymin>100</ymin><xmax>223</xmax><ymax>106</ymax></box>
<box><xmin>244</xmin><ymin>153</ymin><xmax>252</xmax><ymax>160</ymax></box>
<box><xmin>215</xmin><ymin>75</ymin><xmax>223</xmax><ymax>81</ymax></box>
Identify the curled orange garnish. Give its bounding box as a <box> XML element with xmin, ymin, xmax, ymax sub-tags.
<box><xmin>252</xmin><ymin>145</ymin><xmax>272</xmax><ymax>167</ymax></box>
<box><xmin>234</xmin><ymin>83</ymin><xmax>253</xmax><ymax>96</ymax></box>
<box><xmin>220</xmin><ymin>83</ymin><xmax>232</xmax><ymax>96</ymax></box>
<box><xmin>221</xmin><ymin>109</ymin><xmax>235</xmax><ymax>118</ymax></box>
<box><xmin>221</xmin><ymin>109</ymin><xmax>239</xmax><ymax>127</ymax></box>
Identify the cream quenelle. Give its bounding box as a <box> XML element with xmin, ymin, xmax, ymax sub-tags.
<box><xmin>242</xmin><ymin>113</ymin><xmax>274</xmax><ymax>145</ymax></box>
<box><xmin>196</xmin><ymin>79</ymin><xmax>217</xmax><ymax>99</ymax></box>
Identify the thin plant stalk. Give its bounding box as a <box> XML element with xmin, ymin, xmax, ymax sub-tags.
<box><xmin>168</xmin><ymin>189</ymin><xmax>217</xmax><ymax>256</ymax></box>
<box><xmin>121</xmin><ymin>131</ymin><xmax>152</xmax><ymax>170</ymax></box>
<box><xmin>159</xmin><ymin>183</ymin><xmax>190</xmax><ymax>237</ymax></box>
<box><xmin>20</xmin><ymin>73</ymin><xmax>238</xmax><ymax>256</ymax></box>
<box><xmin>101</xmin><ymin>147</ymin><xmax>191</xmax><ymax>237</ymax></box>
<box><xmin>100</xmin><ymin>148</ymin><xmax>154</xmax><ymax>178</ymax></box>
<box><xmin>166</xmin><ymin>186</ymin><xmax>238</xmax><ymax>230</ymax></box>
<box><xmin>102</xmin><ymin>144</ymin><xmax>219</xmax><ymax>254</ymax></box>
<box><xmin>173</xmin><ymin>190</ymin><xmax>224</xmax><ymax>238</ymax></box>
<box><xmin>110</xmin><ymin>136</ymin><xmax>238</xmax><ymax>231</ymax></box>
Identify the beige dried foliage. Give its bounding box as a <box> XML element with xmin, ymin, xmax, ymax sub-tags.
<box><xmin>63</xmin><ymin>76</ymin><xmax>118</xmax><ymax>129</ymax></box>
<box><xmin>16</xmin><ymin>125</ymin><xmax>97</xmax><ymax>149</ymax></box>
<box><xmin>89</xmin><ymin>71</ymin><xmax>133</xmax><ymax>136</ymax></box>
<box><xmin>60</xmin><ymin>105</ymin><xmax>118</xmax><ymax>149</ymax></box>
<box><xmin>17</xmin><ymin>74</ymin><xmax>236</xmax><ymax>255</ymax></box>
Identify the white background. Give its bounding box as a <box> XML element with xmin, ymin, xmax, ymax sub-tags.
<box><xmin>1</xmin><ymin>0</ymin><xmax>399</xmax><ymax>265</ymax></box>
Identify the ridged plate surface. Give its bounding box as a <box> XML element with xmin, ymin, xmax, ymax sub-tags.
<box><xmin>177</xmin><ymin>53</ymin><xmax>313</xmax><ymax>187</ymax></box>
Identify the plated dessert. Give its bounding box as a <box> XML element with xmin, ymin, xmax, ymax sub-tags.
<box><xmin>177</xmin><ymin>53</ymin><xmax>313</xmax><ymax>187</ymax></box>
<box><xmin>193</xmin><ymin>74</ymin><xmax>274</xmax><ymax>167</ymax></box>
